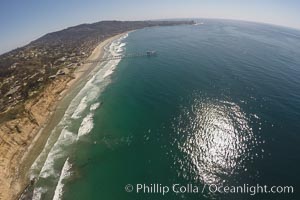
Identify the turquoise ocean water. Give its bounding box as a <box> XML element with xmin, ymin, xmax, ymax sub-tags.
<box><xmin>30</xmin><ymin>19</ymin><xmax>300</xmax><ymax>200</ymax></box>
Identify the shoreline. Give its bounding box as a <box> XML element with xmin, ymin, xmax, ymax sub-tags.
<box><xmin>0</xmin><ymin>32</ymin><xmax>127</xmax><ymax>200</ymax></box>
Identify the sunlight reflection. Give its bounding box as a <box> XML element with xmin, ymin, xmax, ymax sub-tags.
<box><xmin>173</xmin><ymin>98</ymin><xmax>258</xmax><ymax>185</ymax></box>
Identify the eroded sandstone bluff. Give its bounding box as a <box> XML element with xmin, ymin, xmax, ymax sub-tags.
<box><xmin>0</xmin><ymin>20</ymin><xmax>195</xmax><ymax>200</ymax></box>
<box><xmin>0</xmin><ymin>76</ymin><xmax>70</xmax><ymax>200</ymax></box>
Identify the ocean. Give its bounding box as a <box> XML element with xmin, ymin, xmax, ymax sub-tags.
<box><xmin>29</xmin><ymin>19</ymin><xmax>300</xmax><ymax>200</ymax></box>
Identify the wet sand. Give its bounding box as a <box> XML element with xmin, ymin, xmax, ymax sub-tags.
<box><xmin>2</xmin><ymin>33</ymin><xmax>127</xmax><ymax>200</ymax></box>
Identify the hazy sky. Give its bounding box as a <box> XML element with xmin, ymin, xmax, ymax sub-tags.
<box><xmin>1</xmin><ymin>0</ymin><xmax>300</xmax><ymax>54</ymax></box>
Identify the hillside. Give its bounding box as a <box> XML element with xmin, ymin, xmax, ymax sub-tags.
<box><xmin>0</xmin><ymin>20</ymin><xmax>194</xmax><ymax>121</ymax></box>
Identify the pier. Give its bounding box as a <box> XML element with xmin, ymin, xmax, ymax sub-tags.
<box><xmin>84</xmin><ymin>50</ymin><xmax>157</xmax><ymax>64</ymax></box>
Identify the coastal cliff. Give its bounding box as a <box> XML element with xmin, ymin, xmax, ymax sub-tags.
<box><xmin>0</xmin><ymin>20</ymin><xmax>195</xmax><ymax>200</ymax></box>
<box><xmin>0</xmin><ymin>76</ymin><xmax>71</xmax><ymax>200</ymax></box>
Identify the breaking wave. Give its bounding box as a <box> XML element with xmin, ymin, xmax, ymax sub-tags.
<box><xmin>77</xmin><ymin>113</ymin><xmax>94</xmax><ymax>140</ymax></box>
<box><xmin>90</xmin><ymin>102</ymin><xmax>101</xmax><ymax>111</ymax></box>
<box><xmin>52</xmin><ymin>158</ymin><xmax>72</xmax><ymax>200</ymax></box>
<box><xmin>29</xmin><ymin>33</ymin><xmax>128</xmax><ymax>200</ymax></box>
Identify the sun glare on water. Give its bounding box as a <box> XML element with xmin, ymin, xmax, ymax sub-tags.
<box><xmin>173</xmin><ymin>97</ymin><xmax>261</xmax><ymax>185</ymax></box>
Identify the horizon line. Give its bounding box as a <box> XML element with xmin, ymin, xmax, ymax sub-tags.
<box><xmin>1</xmin><ymin>17</ymin><xmax>300</xmax><ymax>56</ymax></box>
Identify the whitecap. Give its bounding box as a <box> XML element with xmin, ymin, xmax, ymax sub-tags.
<box><xmin>77</xmin><ymin>113</ymin><xmax>94</xmax><ymax>139</ymax></box>
<box><xmin>30</xmin><ymin>32</ymin><xmax>129</xmax><ymax>198</ymax></box>
<box><xmin>71</xmin><ymin>96</ymin><xmax>88</xmax><ymax>119</ymax></box>
<box><xmin>39</xmin><ymin>128</ymin><xmax>76</xmax><ymax>178</ymax></box>
<box><xmin>90</xmin><ymin>102</ymin><xmax>101</xmax><ymax>111</ymax></box>
<box><xmin>32</xmin><ymin>187</ymin><xmax>48</xmax><ymax>200</ymax></box>
<box><xmin>52</xmin><ymin>158</ymin><xmax>72</xmax><ymax>200</ymax></box>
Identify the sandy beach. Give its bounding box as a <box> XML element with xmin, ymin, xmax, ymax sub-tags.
<box><xmin>0</xmin><ymin>32</ymin><xmax>127</xmax><ymax>200</ymax></box>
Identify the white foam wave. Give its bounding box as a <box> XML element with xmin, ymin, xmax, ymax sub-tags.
<box><xmin>71</xmin><ymin>96</ymin><xmax>88</xmax><ymax>119</ymax></box>
<box><xmin>90</xmin><ymin>102</ymin><xmax>101</xmax><ymax>111</ymax></box>
<box><xmin>77</xmin><ymin>113</ymin><xmax>94</xmax><ymax>139</ymax></box>
<box><xmin>32</xmin><ymin>187</ymin><xmax>48</xmax><ymax>200</ymax></box>
<box><xmin>30</xmin><ymin>32</ymin><xmax>129</xmax><ymax>198</ymax></box>
<box><xmin>102</xmin><ymin>40</ymin><xmax>126</xmax><ymax>78</ymax></box>
<box><xmin>30</xmin><ymin>96</ymin><xmax>78</xmax><ymax>179</ymax></box>
<box><xmin>116</xmin><ymin>43</ymin><xmax>126</xmax><ymax>53</ymax></box>
<box><xmin>39</xmin><ymin>128</ymin><xmax>76</xmax><ymax>178</ymax></box>
<box><xmin>31</xmin><ymin>36</ymin><xmax>127</xmax><ymax>177</ymax></box>
<box><xmin>70</xmin><ymin>39</ymin><xmax>124</xmax><ymax>117</ymax></box>
<box><xmin>103</xmin><ymin>64</ymin><xmax>117</xmax><ymax>78</ymax></box>
<box><xmin>52</xmin><ymin>158</ymin><xmax>72</xmax><ymax>200</ymax></box>
<box><xmin>121</xmin><ymin>33</ymin><xmax>129</xmax><ymax>40</ymax></box>
<box><xmin>70</xmin><ymin>74</ymin><xmax>100</xmax><ymax>119</ymax></box>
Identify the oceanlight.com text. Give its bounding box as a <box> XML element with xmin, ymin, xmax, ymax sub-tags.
<box><xmin>124</xmin><ymin>183</ymin><xmax>294</xmax><ymax>196</ymax></box>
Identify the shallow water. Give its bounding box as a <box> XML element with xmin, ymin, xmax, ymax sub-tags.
<box><xmin>31</xmin><ymin>20</ymin><xmax>300</xmax><ymax>200</ymax></box>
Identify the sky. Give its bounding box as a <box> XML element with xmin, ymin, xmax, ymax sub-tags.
<box><xmin>1</xmin><ymin>0</ymin><xmax>300</xmax><ymax>54</ymax></box>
